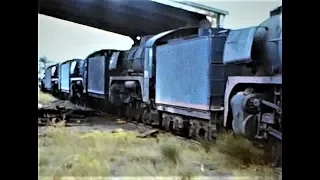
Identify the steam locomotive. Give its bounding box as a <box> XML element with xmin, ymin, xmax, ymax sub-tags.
<box><xmin>41</xmin><ymin>6</ymin><xmax>282</xmax><ymax>167</ymax></box>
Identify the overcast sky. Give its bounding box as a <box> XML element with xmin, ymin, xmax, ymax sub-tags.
<box><xmin>38</xmin><ymin>0</ymin><xmax>281</xmax><ymax>63</ymax></box>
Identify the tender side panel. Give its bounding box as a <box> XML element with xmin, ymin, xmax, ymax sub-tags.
<box><xmin>44</xmin><ymin>68</ymin><xmax>52</xmax><ymax>89</ymax></box>
<box><xmin>87</xmin><ymin>56</ymin><xmax>105</xmax><ymax>95</ymax></box>
<box><xmin>155</xmin><ymin>37</ymin><xmax>211</xmax><ymax>111</ymax></box>
<box><xmin>60</xmin><ymin>63</ymin><xmax>70</xmax><ymax>91</ymax></box>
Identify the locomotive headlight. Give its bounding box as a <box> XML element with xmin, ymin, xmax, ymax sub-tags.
<box><xmin>76</xmin><ymin>80</ymin><xmax>81</xmax><ymax>85</ymax></box>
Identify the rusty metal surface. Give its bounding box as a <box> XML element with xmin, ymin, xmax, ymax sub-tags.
<box><xmin>38</xmin><ymin>0</ymin><xmax>220</xmax><ymax>37</ymax></box>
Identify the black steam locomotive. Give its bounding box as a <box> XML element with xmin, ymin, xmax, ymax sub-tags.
<box><xmin>41</xmin><ymin>6</ymin><xmax>282</xmax><ymax>167</ymax></box>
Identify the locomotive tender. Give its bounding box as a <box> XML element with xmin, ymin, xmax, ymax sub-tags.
<box><xmin>42</xmin><ymin>6</ymin><xmax>282</xmax><ymax>166</ymax></box>
<box><xmin>57</xmin><ymin>59</ymin><xmax>85</xmax><ymax>102</ymax></box>
<box><xmin>83</xmin><ymin>49</ymin><xmax>126</xmax><ymax>112</ymax></box>
<box><xmin>42</xmin><ymin>63</ymin><xmax>59</xmax><ymax>95</ymax></box>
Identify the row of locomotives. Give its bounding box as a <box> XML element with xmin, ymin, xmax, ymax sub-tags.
<box><xmin>58</xmin><ymin>59</ymin><xmax>85</xmax><ymax>102</ymax></box>
<box><xmin>42</xmin><ymin>63</ymin><xmax>60</xmax><ymax>96</ymax></box>
<box><xmin>107</xmin><ymin>6</ymin><xmax>282</xmax><ymax>167</ymax></box>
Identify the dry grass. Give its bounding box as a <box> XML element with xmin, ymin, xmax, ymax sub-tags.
<box><xmin>38</xmin><ymin>91</ymin><xmax>57</xmax><ymax>104</ymax></box>
<box><xmin>37</xmin><ymin>91</ymin><xmax>280</xmax><ymax>179</ymax></box>
<box><xmin>215</xmin><ymin>133</ymin><xmax>265</xmax><ymax>167</ymax></box>
<box><xmin>38</xmin><ymin>124</ymin><xmax>280</xmax><ymax>179</ymax></box>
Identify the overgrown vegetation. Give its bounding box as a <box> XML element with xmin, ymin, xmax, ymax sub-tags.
<box><xmin>38</xmin><ymin>91</ymin><xmax>57</xmax><ymax>104</ymax></box>
<box><xmin>215</xmin><ymin>133</ymin><xmax>265</xmax><ymax>167</ymax></box>
<box><xmin>38</xmin><ymin>91</ymin><xmax>280</xmax><ymax>179</ymax></box>
<box><xmin>38</xmin><ymin>125</ymin><xmax>280</xmax><ymax>179</ymax></box>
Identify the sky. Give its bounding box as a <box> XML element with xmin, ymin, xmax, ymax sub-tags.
<box><xmin>38</xmin><ymin>0</ymin><xmax>282</xmax><ymax>63</ymax></box>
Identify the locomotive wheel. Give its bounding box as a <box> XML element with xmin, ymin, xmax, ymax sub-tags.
<box><xmin>189</xmin><ymin>123</ymin><xmax>199</xmax><ymax>139</ymax></box>
<box><xmin>133</xmin><ymin>103</ymin><xmax>143</xmax><ymax>122</ymax></box>
<box><xmin>181</xmin><ymin>122</ymin><xmax>190</xmax><ymax>138</ymax></box>
<box><xmin>141</xmin><ymin>109</ymin><xmax>150</xmax><ymax>124</ymax></box>
<box><xmin>271</xmin><ymin>139</ymin><xmax>282</xmax><ymax>167</ymax></box>
<box><xmin>133</xmin><ymin>108</ymin><xmax>142</xmax><ymax>122</ymax></box>
<box><xmin>215</xmin><ymin>115</ymin><xmax>227</xmax><ymax>134</ymax></box>
<box><xmin>52</xmin><ymin>86</ymin><xmax>59</xmax><ymax>97</ymax></box>
<box><xmin>125</xmin><ymin>104</ymin><xmax>134</xmax><ymax>121</ymax></box>
<box><xmin>164</xmin><ymin>118</ymin><xmax>171</xmax><ymax>132</ymax></box>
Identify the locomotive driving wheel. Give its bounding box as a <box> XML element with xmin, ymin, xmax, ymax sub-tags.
<box><xmin>125</xmin><ymin>104</ymin><xmax>134</xmax><ymax>121</ymax></box>
<box><xmin>142</xmin><ymin>109</ymin><xmax>151</xmax><ymax>124</ymax></box>
<box><xmin>133</xmin><ymin>102</ymin><xmax>143</xmax><ymax>122</ymax></box>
